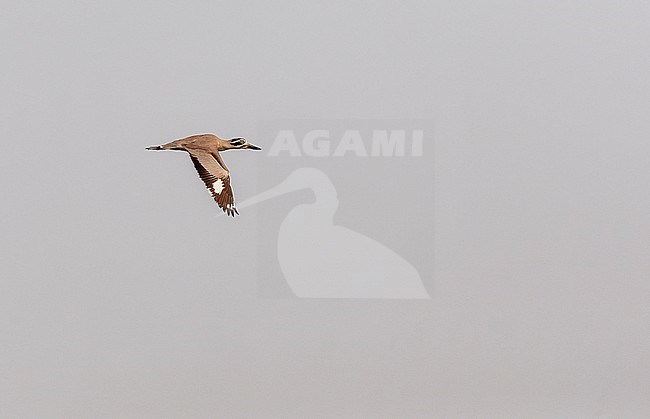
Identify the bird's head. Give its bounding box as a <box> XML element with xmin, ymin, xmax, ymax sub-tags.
<box><xmin>228</xmin><ymin>137</ymin><xmax>262</xmax><ymax>150</ymax></box>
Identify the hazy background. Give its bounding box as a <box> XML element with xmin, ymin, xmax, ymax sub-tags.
<box><xmin>2</xmin><ymin>1</ymin><xmax>649</xmax><ymax>417</ymax></box>
<box><xmin>253</xmin><ymin>119</ymin><xmax>435</xmax><ymax>298</ymax></box>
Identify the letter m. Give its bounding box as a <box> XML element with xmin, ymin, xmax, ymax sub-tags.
<box><xmin>371</xmin><ymin>130</ymin><xmax>406</xmax><ymax>157</ymax></box>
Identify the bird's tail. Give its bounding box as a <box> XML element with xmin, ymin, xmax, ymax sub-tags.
<box><xmin>145</xmin><ymin>145</ymin><xmax>163</xmax><ymax>151</ymax></box>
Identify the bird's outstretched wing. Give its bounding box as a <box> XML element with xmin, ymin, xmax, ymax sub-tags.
<box><xmin>187</xmin><ymin>149</ymin><xmax>238</xmax><ymax>216</ymax></box>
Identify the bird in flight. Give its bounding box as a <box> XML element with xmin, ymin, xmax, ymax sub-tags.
<box><xmin>146</xmin><ymin>134</ymin><xmax>261</xmax><ymax>216</ymax></box>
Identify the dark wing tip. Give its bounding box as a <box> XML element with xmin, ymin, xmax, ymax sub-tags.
<box><xmin>224</xmin><ymin>206</ymin><xmax>239</xmax><ymax>217</ymax></box>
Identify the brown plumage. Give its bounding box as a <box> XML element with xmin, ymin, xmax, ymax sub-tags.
<box><xmin>146</xmin><ymin>134</ymin><xmax>261</xmax><ymax>216</ymax></box>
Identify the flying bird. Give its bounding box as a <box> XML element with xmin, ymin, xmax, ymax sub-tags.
<box><xmin>146</xmin><ymin>134</ymin><xmax>261</xmax><ymax>216</ymax></box>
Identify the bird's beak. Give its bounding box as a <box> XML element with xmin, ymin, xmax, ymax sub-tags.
<box><xmin>245</xmin><ymin>143</ymin><xmax>262</xmax><ymax>150</ymax></box>
<box><xmin>215</xmin><ymin>175</ymin><xmax>301</xmax><ymax>219</ymax></box>
<box><xmin>214</xmin><ymin>178</ymin><xmax>295</xmax><ymax>219</ymax></box>
<box><xmin>236</xmin><ymin>179</ymin><xmax>295</xmax><ymax>212</ymax></box>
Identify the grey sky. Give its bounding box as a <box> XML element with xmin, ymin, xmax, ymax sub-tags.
<box><xmin>2</xmin><ymin>1</ymin><xmax>650</xmax><ymax>417</ymax></box>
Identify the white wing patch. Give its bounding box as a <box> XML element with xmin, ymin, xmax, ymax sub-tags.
<box><xmin>212</xmin><ymin>179</ymin><xmax>224</xmax><ymax>194</ymax></box>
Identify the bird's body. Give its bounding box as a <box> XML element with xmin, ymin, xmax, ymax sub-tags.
<box><xmin>146</xmin><ymin>134</ymin><xmax>261</xmax><ymax>216</ymax></box>
<box><xmin>235</xmin><ymin>168</ymin><xmax>430</xmax><ymax>298</ymax></box>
